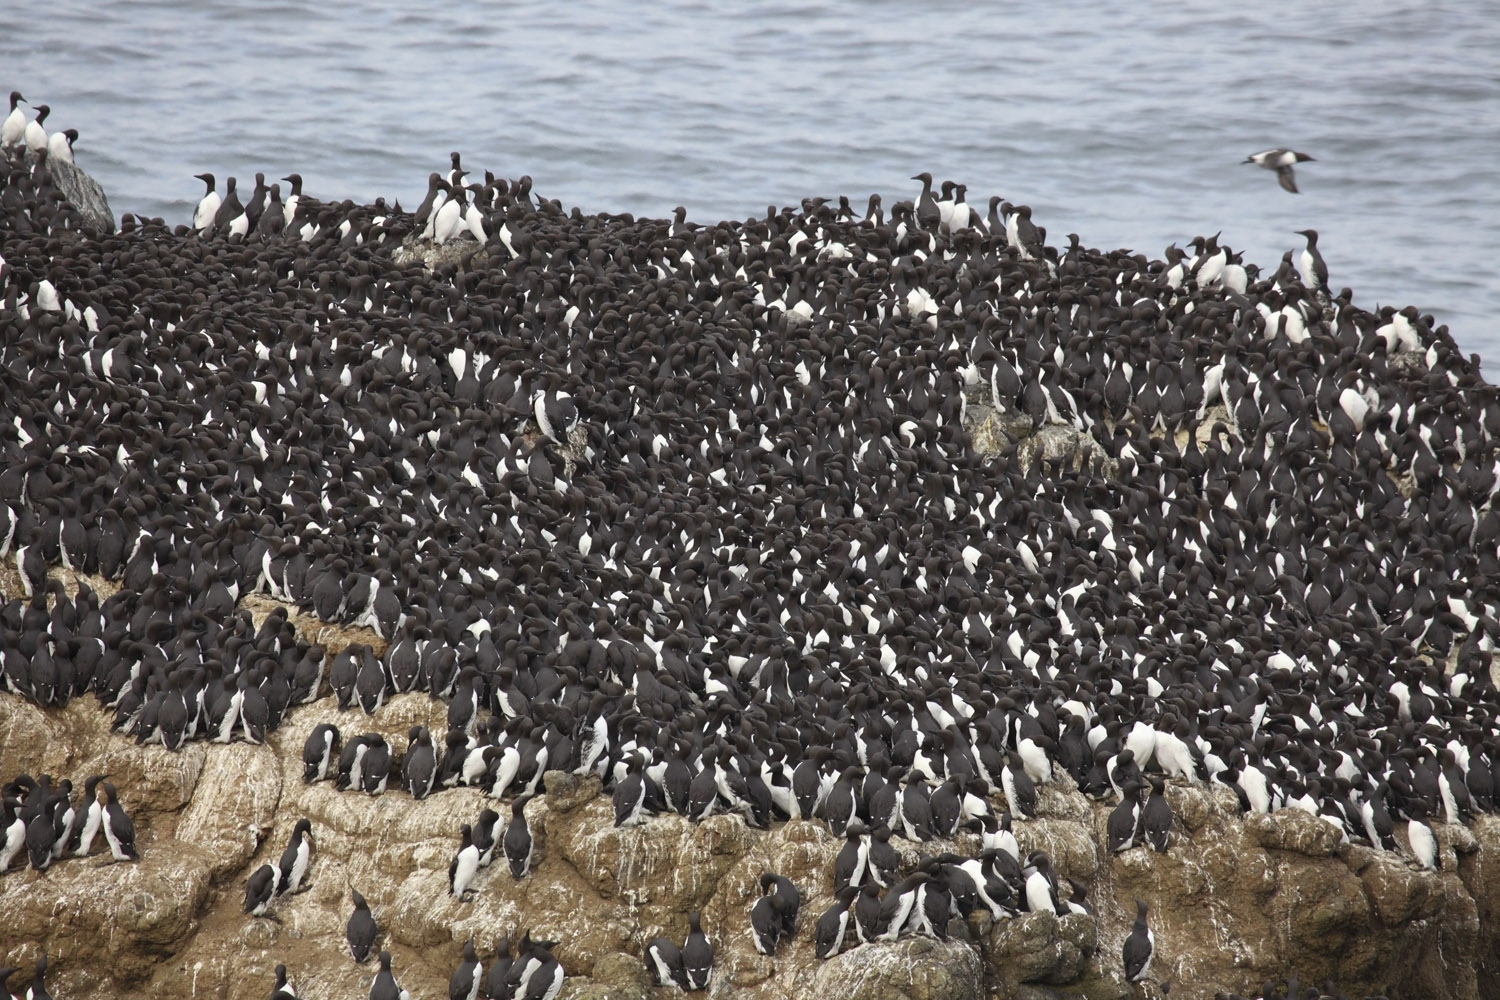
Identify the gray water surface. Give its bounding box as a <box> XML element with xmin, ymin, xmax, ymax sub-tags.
<box><xmin>5</xmin><ymin>1</ymin><xmax>1498</xmax><ymax>365</ymax></box>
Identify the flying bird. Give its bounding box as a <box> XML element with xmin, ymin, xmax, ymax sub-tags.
<box><xmin>1243</xmin><ymin>148</ymin><xmax>1315</xmax><ymax>193</ymax></box>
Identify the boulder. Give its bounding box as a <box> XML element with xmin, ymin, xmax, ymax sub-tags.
<box><xmin>812</xmin><ymin>937</ymin><xmax>983</xmax><ymax>1000</ymax></box>
<box><xmin>985</xmin><ymin>911</ymin><xmax>1096</xmax><ymax>988</ymax></box>
<box><xmin>41</xmin><ymin>155</ymin><xmax>115</xmax><ymax>233</ymax></box>
<box><xmin>1246</xmin><ymin>808</ymin><xmax>1344</xmax><ymax>857</ymax></box>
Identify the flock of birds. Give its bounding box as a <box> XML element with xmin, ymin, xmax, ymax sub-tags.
<box><xmin>1</xmin><ymin>93</ymin><xmax>77</xmax><ymax>167</ymax></box>
<box><xmin>0</xmin><ymin>91</ymin><xmax>1485</xmax><ymax>1000</ymax></box>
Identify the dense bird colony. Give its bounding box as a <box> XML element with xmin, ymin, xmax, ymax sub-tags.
<box><xmin>2</xmin><ymin>106</ymin><xmax>1499</xmax><ymax>999</ymax></box>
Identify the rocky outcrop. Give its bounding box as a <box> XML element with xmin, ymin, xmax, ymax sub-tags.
<box><xmin>392</xmin><ymin>232</ymin><xmax>487</xmax><ymax>270</ymax></box>
<box><xmin>3</xmin><ymin>694</ymin><xmax>1496</xmax><ymax>1000</ymax></box>
<box><xmin>814</xmin><ymin>937</ymin><xmax>983</xmax><ymax>1000</ymax></box>
<box><xmin>47</xmin><ymin>157</ymin><xmax>115</xmax><ymax>234</ymax></box>
<box><xmin>17</xmin><ymin>149</ymin><xmax>115</xmax><ymax>234</ymax></box>
<box><xmin>962</xmin><ymin>384</ymin><xmax>1114</xmax><ymax>474</ymax></box>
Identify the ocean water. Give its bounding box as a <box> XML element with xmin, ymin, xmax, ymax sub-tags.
<box><xmin>4</xmin><ymin>1</ymin><xmax>1498</xmax><ymax>366</ymax></box>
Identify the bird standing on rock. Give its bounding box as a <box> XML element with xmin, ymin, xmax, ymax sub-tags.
<box><xmin>1295</xmin><ymin>228</ymin><xmax>1329</xmax><ymax>296</ymax></box>
<box><xmin>0</xmin><ymin>92</ymin><xmax>26</xmax><ymax>147</ymax></box>
<box><xmin>750</xmin><ymin>892</ymin><xmax>788</xmax><ymax>955</ymax></box>
<box><xmin>244</xmin><ymin>863</ymin><xmax>278</xmax><ymax>920</ymax></box>
<box><xmin>46</xmin><ymin>128</ymin><xmax>76</xmax><ymax>165</ymax></box>
<box><xmin>1141</xmin><ymin>775</ymin><xmax>1173</xmax><ymax>853</ymax></box>
<box><xmin>276</xmin><ymin>817</ymin><xmax>314</xmax><ymax>894</ymax></box>
<box><xmin>1122</xmin><ymin>899</ymin><xmax>1155</xmax><ymax>983</ymax></box>
<box><xmin>370</xmin><ymin>951</ymin><xmax>409</xmax><ymax>1000</ymax></box>
<box><xmin>303</xmin><ymin>724</ymin><xmax>338</xmax><ymax>783</ymax></box>
<box><xmin>760</xmin><ymin>872</ymin><xmax>800</xmax><ymax>938</ymax></box>
<box><xmin>814</xmin><ymin>886</ymin><xmax>860</xmax><ymax>959</ymax></box>
<box><xmin>23</xmin><ymin>104</ymin><xmax>49</xmax><ymax>153</ymax></box>
<box><xmin>449</xmin><ymin>938</ymin><xmax>482</xmax><ymax>1000</ymax></box>
<box><xmin>450</xmin><ymin>823</ymin><xmax>481</xmax><ymax>900</ymax></box>
<box><xmin>99</xmin><ymin>782</ymin><xmax>138</xmax><ymax>863</ymax></box>
<box><xmin>504</xmin><ymin>795</ymin><xmax>534</xmax><ymax>878</ymax></box>
<box><xmin>682</xmin><ymin>910</ymin><xmax>713</xmax><ymax>989</ymax></box>
<box><xmin>347</xmin><ymin>888</ymin><xmax>379</xmax><ymax>962</ymax></box>
<box><xmin>1108</xmin><ymin>780</ymin><xmax>1143</xmax><ymax>853</ymax></box>
<box><xmin>644</xmin><ymin>937</ymin><xmax>686</xmax><ymax>989</ymax></box>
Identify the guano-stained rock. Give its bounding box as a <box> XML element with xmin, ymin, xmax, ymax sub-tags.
<box><xmin>4</xmin><ymin>687</ymin><xmax>1500</xmax><ymax>1000</ymax></box>
<box><xmin>812</xmin><ymin>937</ymin><xmax>983</xmax><ymax>1000</ymax></box>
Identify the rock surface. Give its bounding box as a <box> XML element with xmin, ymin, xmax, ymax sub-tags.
<box><xmin>3</xmin><ymin>693</ymin><xmax>1498</xmax><ymax>1000</ymax></box>
<box><xmin>48</xmin><ymin>157</ymin><xmax>116</xmax><ymax>234</ymax></box>
<box><xmin>20</xmin><ymin>149</ymin><xmax>115</xmax><ymax>233</ymax></box>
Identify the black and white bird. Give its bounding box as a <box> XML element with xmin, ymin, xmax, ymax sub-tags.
<box><xmin>21</xmin><ymin>956</ymin><xmax>50</xmax><ymax>1000</ymax></box>
<box><xmin>449</xmin><ymin>938</ymin><xmax>483</xmax><ymax>1000</ymax></box>
<box><xmin>347</xmin><ymin>889</ymin><xmax>379</xmax><ymax>963</ymax></box>
<box><xmin>682</xmin><ymin>911</ymin><xmax>713</xmax><ymax>990</ymax></box>
<box><xmin>854</xmin><ymin>882</ymin><xmax>883</xmax><ymax>944</ymax></box>
<box><xmin>760</xmin><ymin>872</ymin><xmax>800</xmax><ymax>939</ymax></box>
<box><xmin>485</xmin><ymin>936</ymin><xmax>513</xmax><ymax>1000</ymax></box>
<box><xmin>24</xmin><ymin>796</ymin><xmax>57</xmax><ymax>870</ymax></box>
<box><xmin>70</xmin><ymin>774</ymin><xmax>106</xmax><ymax>858</ymax></box>
<box><xmin>209</xmin><ymin>175</ymin><xmax>244</xmax><ymax>237</ymax></box>
<box><xmin>100</xmin><ymin>782</ymin><xmax>138</xmax><ymax>862</ymax></box>
<box><xmin>276</xmin><ymin>818</ymin><xmax>315</xmax><ymax>895</ymax></box>
<box><xmin>834</xmin><ymin>819</ymin><xmax>871</xmax><ymax>890</ymax></box>
<box><xmin>875</xmin><ymin>872</ymin><xmax>930</xmax><ymax>941</ymax></box>
<box><xmin>644</xmin><ymin>937</ymin><xmax>686</xmax><ymax>989</ymax></box>
<box><xmin>1243</xmin><ymin>148</ymin><xmax>1315</xmax><ymax>193</ymax></box>
<box><xmin>1107</xmin><ymin>780</ymin><xmax>1143</xmax><ymax>853</ymax></box>
<box><xmin>22</xmin><ymin>104</ymin><xmax>49</xmax><ymax>153</ymax></box>
<box><xmin>401</xmin><ymin>726</ymin><xmax>437</xmax><ymax>799</ymax></box>
<box><xmin>426</xmin><ymin>181</ymin><xmax>464</xmax><ymax>244</ymax></box>
<box><xmin>370</xmin><ymin>951</ymin><xmax>409</xmax><ymax>1000</ymax></box>
<box><xmin>981</xmin><ymin>812</ymin><xmax>1020</xmax><ymax>862</ymax></box>
<box><xmin>1141</xmin><ymin>775</ymin><xmax>1173</xmax><ymax>853</ymax></box>
<box><xmin>503</xmin><ymin>796</ymin><xmax>534</xmax><ymax>879</ymax></box>
<box><xmin>814</xmin><ymin>886</ymin><xmax>860</xmax><ymax>959</ymax></box>
<box><xmin>611</xmin><ymin>755</ymin><xmax>650</xmax><ymax>827</ymax></box>
<box><xmin>1</xmin><ymin>797</ymin><xmax>25</xmax><ymax>873</ymax></box>
<box><xmin>450</xmin><ymin>823</ymin><xmax>482</xmax><ymax>900</ymax></box>
<box><xmin>1408</xmin><ymin>809</ymin><xmax>1440</xmax><ymax>871</ymax></box>
<box><xmin>1122</xmin><ymin>899</ymin><xmax>1155</xmax><ymax>983</ymax></box>
<box><xmin>303</xmin><ymin>724</ymin><xmax>338</xmax><ymax>783</ymax></box>
<box><xmin>1003</xmin><ymin>202</ymin><xmax>1047</xmax><ymax>262</ymax></box>
<box><xmin>0</xmin><ymin>91</ymin><xmax>25</xmax><ymax>147</ymax></box>
<box><xmin>1001</xmin><ymin>753</ymin><xmax>1037</xmax><ymax>819</ymax></box>
<box><xmin>510</xmin><ymin>938</ymin><xmax>564</xmax><ymax>1000</ymax></box>
<box><xmin>270</xmin><ymin>963</ymin><xmax>297</xmax><ymax>1000</ymax></box>
<box><xmin>336</xmin><ymin>734</ymin><xmax>371</xmax><ymax>790</ymax></box>
<box><xmin>45</xmin><ymin>128</ymin><xmax>76</xmax><ymax>165</ymax></box>
<box><xmin>533</xmin><ymin>389</ymin><xmax>579</xmax><ymax>445</ymax></box>
<box><xmin>749</xmin><ymin>892</ymin><xmax>786</xmax><ymax>955</ymax></box>
<box><xmin>360</xmin><ymin>735</ymin><xmax>392</xmax><ymax>795</ymax></box>
<box><xmin>1295</xmin><ymin>228</ymin><xmax>1329</xmax><ymax>295</ymax></box>
<box><xmin>1023</xmin><ymin>852</ymin><xmax>1061</xmax><ymax>915</ymax></box>
<box><xmin>281</xmin><ymin>173</ymin><xmax>304</xmax><ymax>230</ymax></box>
<box><xmin>473</xmin><ymin>808</ymin><xmax>501</xmax><ymax>868</ymax></box>
<box><xmin>244</xmin><ymin>863</ymin><xmax>279</xmax><ymax>920</ymax></box>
